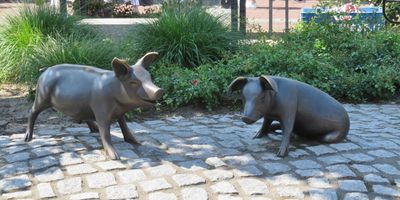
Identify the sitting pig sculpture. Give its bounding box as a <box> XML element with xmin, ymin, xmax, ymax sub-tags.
<box><xmin>229</xmin><ymin>75</ymin><xmax>350</xmax><ymax>157</ymax></box>
<box><xmin>25</xmin><ymin>52</ymin><xmax>163</xmax><ymax>160</ymax></box>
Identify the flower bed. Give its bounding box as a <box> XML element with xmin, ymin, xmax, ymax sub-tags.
<box><xmin>301</xmin><ymin>5</ymin><xmax>385</xmax><ymax>30</ymax></box>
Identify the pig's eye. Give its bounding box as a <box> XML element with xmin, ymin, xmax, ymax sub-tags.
<box><xmin>129</xmin><ymin>81</ymin><xmax>139</xmax><ymax>85</ymax></box>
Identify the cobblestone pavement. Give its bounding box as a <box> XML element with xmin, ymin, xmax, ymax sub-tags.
<box><xmin>1</xmin><ymin>104</ymin><xmax>400</xmax><ymax>199</ymax></box>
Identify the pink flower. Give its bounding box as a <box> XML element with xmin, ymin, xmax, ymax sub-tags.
<box><xmin>343</xmin><ymin>15</ymin><xmax>352</xmax><ymax>21</ymax></box>
<box><xmin>342</xmin><ymin>3</ymin><xmax>358</xmax><ymax>13</ymax></box>
<box><xmin>192</xmin><ymin>79</ymin><xmax>198</xmax><ymax>86</ymax></box>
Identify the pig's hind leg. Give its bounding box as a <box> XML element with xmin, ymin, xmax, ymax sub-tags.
<box><xmin>118</xmin><ymin>116</ymin><xmax>140</xmax><ymax>145</ymax></box>
<box><xmin>86</xmin><ymin>121</ymin><xmax>99</xmax><ymax>133</ymax></box>
<box><xmin>24</xmin><ymin>94</ymin><xmax>50</xmax><ymax>142</ymax></box>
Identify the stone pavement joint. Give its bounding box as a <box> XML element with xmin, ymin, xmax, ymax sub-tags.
<box><xmin>0</xmin><ymin>104</ymin><xmax>400</xmax><ymax>199</ymax></box>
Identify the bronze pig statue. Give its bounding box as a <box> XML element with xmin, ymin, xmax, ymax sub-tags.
<box><xmin>229</xmin><ymin>75</ymin><xmax>350</xmax><ymax>157</ymax></box>
<box><xmin>25</xmin><ymin>52</ymin><xmax>163</xmax><ymax>160</ymax></box>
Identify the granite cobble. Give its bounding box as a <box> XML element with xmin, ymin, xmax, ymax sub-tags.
<box><xmin>0</xmin><ymin>104</ymin><xmax>399</xmax><ymax>199</ymax></box>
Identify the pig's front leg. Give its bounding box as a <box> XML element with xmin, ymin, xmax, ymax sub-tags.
<box><xmin>277</xmin><ymin>116</ymin><xmax>295</xmax><ymax>157</ymax></box>
<box><xmin>94</xmin><ymin>111</ymin><xmax>120</xmax><ymax>160</ymax></box>
<box><xmin>253</xmin><ymin>118</ymin><xmax>272</xmax><ymax>139</ymax></box>
<box><xmin>118</xmin><ymin>116</ymin><xmax>140</xmax><ymax>145</ymax></box>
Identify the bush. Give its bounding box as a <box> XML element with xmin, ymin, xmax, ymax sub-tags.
<box><xmin>0</xmin><ymin>5</ymin><xmax>102</xmax><ymax>83</ymax></box>
<box><xmin>129</xmin><ymin>1</ymin><xmax>240</xmax><ymax>68</ymax></box>
<box><xmin>113</xmin><ymin>4</ymin><xmax>139</xmax><ymax>18</ymax></box>
<box><xmin>152</xmin><ymin>20</ymin><xmax>400</xmax><ymax>109</ymax></box>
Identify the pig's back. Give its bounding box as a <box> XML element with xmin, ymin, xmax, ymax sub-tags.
<box><xmin>38</xmin><ymin>64</ymin><xmax>111</xmax><ymax>120</ymax></box>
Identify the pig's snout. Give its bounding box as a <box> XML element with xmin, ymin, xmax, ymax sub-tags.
<box><xmin>152</xmin><ymin>88</ymin><xmax>164</xmax><ymax>100</ymax></box>
<box><xmin>242</xmin><ymin>116</ymin><xmax>257</xmax><ymax>124</ymax></box>
<box><xmin>139</xmin><ymin>83</ymin><xmax>164</xmax><ymax>101</ymax></box>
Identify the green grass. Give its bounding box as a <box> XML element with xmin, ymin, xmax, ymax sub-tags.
<box><xmin>128</xmin><ymin>2</ymin><xmax>241</xmax><ymax>68</ymax></box>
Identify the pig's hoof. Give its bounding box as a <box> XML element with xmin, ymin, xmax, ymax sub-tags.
<box><xmin>108</xmin><ymin>151</ymin><xmax>120</xmax><ymax>160</ymax></box>
<box><xmin>125</xmin><ymin>138</ymin><xmax>141</xmax><ymax>145</ymax></box>
<box><xmin>276</xmin><ymin>148</ymin><xmax>288</xmax><ymax>157</ymax></box>
<box><xmin>24</xmin><ymin>133</ymin><xmax>32</xmax><ymax>142</ymax></box>
<box><xmin>253</xmin><ymin>130</ymin><xmax>268</xmax><ymax>139</ymax></box>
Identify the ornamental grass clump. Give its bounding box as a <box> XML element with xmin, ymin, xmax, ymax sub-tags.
<box><xmin>130</xmin><ymin>1</ymin><xmax>240</xmax><ymax>68</ymax></box>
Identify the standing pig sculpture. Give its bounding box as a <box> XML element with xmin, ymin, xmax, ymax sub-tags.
<box><xmin>25</xmin><ymin>52</ymin><xmax>163</xmax><ymax>160</ymax></box>
<box><xmin>229</xmin><ymin>75</ymin><xmax>350</xmax><ymax>157</ymax></box>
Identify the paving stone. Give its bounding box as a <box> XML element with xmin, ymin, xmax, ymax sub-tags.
<box><xmin>62</xmin><ymin>142</ymin><xmax>86</xmax><ymax>152</ymax></box>
<box><xmin>343</xmin><ymin>192</ymin><xmax>369</xmax><ymax>200</ymax></box>
<box><xmin>364</xmin><ymin>174</ymin><xmax>389</xmax><ymax>183</ymax></box>
<box><xmin>1</xmin><ymin>190</ymin><xmax>32</xmax><ymax>199</ymax></box>
<box><xmin>149</xmin><ymin>192</ymin><xmax>177</xmax><ymax>200</ymax></box>
<box><xmin>288</xmin><ymin>149</ymin><xmax>309</xmax><ymax>158</ymax></box>
<box><xmin>367</xmin><ymin>149</ymin><xmax>397</xmax><ymax>158</ymax></box>
<box><xmin>95</xmin><ymin>160</ymin><xmax>126</xmax><ymax>171</ymax></box>
<box><xmin>289</xmin><ymin>159</ymin><xmax>321</xmax><ymax>169</ymax></box>
<box><xmin>218</xmin><ymin>195</ymin><xmax>243</xmax><ymax>200</ymax></box>
<box><xmin>172</xmin><ymin>174</ymin><xmax>206</xmax><ymax>186</ymax></box>
<box><xmin>338</xmin><ymin>180</ymin><xmax>367</xmax><ymax>192</ymax></box>
<box><xmin>327</xmin><ymin>164</ymin><xmax>356</xmax><ymax>178</ymax></box>
<box><xmin>117</xmin><ymin>169</ymin><xmax>147</xmax><ymax>184</ymax></box>
<box><xmin>66</xmin><ymin>164</ymin><xmax>98</xmax><ymax>175</ymax></box>
<box><xmin>372</xmin><ymin>185</ymin><xmax>400</xmax><ymax>197</ymax></box>
<box><xmin>351</xmin><ymin>164</ymin><xmax>378</xmax><ymax>173</ymax></box>
<box><xmin>306</xmin><ymin>145</ymin><xmax>336</xmax><ymax>155</ymax></box>
<box><xmin>206</xmin><ymin>157</ymin><xmax>227</xmax><ymax>167</ymax></box>
<box><xmin>179</xmin><ymin>159</ymin><xmax>209</xmax><ymax>171</ymax></box>
<box><xmin>249</xmin><ymin>197</ymin><xmax>272</xmax><ymax>200</ymax></box>
<box><xmin>276</xmin><ymin>186</ymin><xmax>304</xmax><ymax>198</ymax></box>
<box><xmin>295</xmin><ymin>169</ymin><xmax>324</xmax><ymax>177</ymax></box>
<box><xmin>308</xmin><ymin>177</ymin><xmax>333</xmax><ymax>188</ymax></box>
<box><xmin>342</xmin><ymin>153</ymin><xmax>375</xmax><ymax>162</ymax></box>
<box><xmin>233</xmin><ymin>165</ymin><xmax>263</xmax><ymax>177</ymax></box>
<box><xmin>32</xmin><ymin>146</ymin><xmax>64</xmax><ymax>157</ymax></box>
<box><xmin>81</xmin><ymin>150</ymin><xmax>106</xmax><ymax>162</ymax></box>
<box><xmin>373</xmin><ymin>164</ymin><xmax>400</xmax><ymax>175</ymax></box>
<box><xmin>86</xmin><ymin>172</ymin><xmax>116</xmax><ymax>188</ymax></box>
<box><xmin>127</xmin><ymin>157</ymin><xmax>157</xmax><ymax>168</ymax></box>
<box><xmin>203</xmin><ymin>169</ymin><xmax>234</xmax><ymax>181</ymax></box>
<box><xmin>309</xmin><ymin>189</ymin><xmax>337</xmax><ymax>200</ymax></box>
<box><xmin>106</xmin><ymin>185</ymin><xmax>138</xmax><ymax>199</ymax></box>
<box><xmin>4</xmin><ymin>151</ymin><xmax>30</xmax><ymax>163</ymax></box>
<box><xmin>237</xmin><ymin>178</ymin><xmax>268</xmax><ymax>195</ymax></box>
<box><xmin>117</xmin><ymin>149</ymin><xmax>140</xmax><ymax>160</ymax></box>
<box><xmin>0</xmin><ymin>162</ymin><xmax>29</xmax><ymax>178</ymax></box>
<box><xmin>260</xmin><ymin>152</ymin><xmax>282</xmax><ymax>161</ymax></box>
<box><xmin>0</xmin><ymin>174</ymin><xmax>32</xmax><ymax>192</ymax></box>
<box><xmin>318</xmin><ymin>155</ymin><xmax>350</xmax><ymax>165</ymax></box>
<box><xmin>146</xmin><ymin>164</ymin><xmax>177</xmax><ymax>177</ymax></box>
<box><xmin>139</xmin><ymin>178</ymin><xmax>172</xmax><ymax>192</ymax></box>
<box><xmin>59</xmin><ymin>152</ymin><xmax>83</xmax><ymax>166</ymax></box>
<box><xmin>329</xmin><ymin>143</ymin><xmax>360</xmax><ymax>151</ymax></box>
<box><xmin>4</xmin><ymin>145</ymin><xmax>28</xmax><ymax>154</ymax></box>
<box><xmin>211</xmin><ymin>181</ymin><xmax>238</xmax><ymax>194</ymax></box>
<box><xmin>261</xmin><ymin>162</ymin><xmax>291</xmax><ymax>175</ymax></box>
<box><xmin>57</xmin><ymin>177</ymin><xmax>82</xmax><ymax>195</ymax></box>
<box><xmin>182</xmin><ymin>187</ymin><xmax>208</xmax><ymax>200</ymax></box>
<box><xmin>267</xmin><ymin>174</ymin><xmax>301</xmax><ymax>186</ymax></box>
<box><xmin>37</xmin><ymin>183</ymin><xmax>55</xmax><ymax>198</ymax></box>
<box><xmin>69</xmin><ymin>192</ymin><xmax>99</xmax><ymax>200</ymax></box>
<box><xmin>223</xmin><ymin>154</ymin><xmax>257</xmax><ymax>166</ymax></box>
<box><xmin>30</xmin><ymin>156</ymin><xmax>59</xmax><ymax>170</ymax></box>
<box><xmin>34</xmin><ymin>167</ymin><xmax>64</xmax><ymax>182</ymax></box>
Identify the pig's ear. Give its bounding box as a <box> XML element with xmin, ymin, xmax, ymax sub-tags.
<box><xmin>228</xmin><ymin>77</ymin><xmax>247</xmax><ymax>93</ymax></box>
<box><xmin>112</xmin><ymin>58</ymin><xmax>130</xmax><ymax>78</ymax></box>
<box><xmin>136</xmin><ymin>52</ymin><xmax>159</xmax><ymax>69</ymax></box>
<box><xmin>260</xmin><ymin>75</ymin><xmax>278</xmax><ymax>92</ymax></box>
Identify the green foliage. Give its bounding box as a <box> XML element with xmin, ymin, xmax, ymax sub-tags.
<box><xmin>152</xmin><ymin>20</ymin><xmax>400</xmax><ymax>109</ymax></box>
<box><xmin>129</xmin><ymin>1</ymin><xmax>240</xmax><ymax>68</ymax></box>
<box><xmin>0</xmin><ymin>5</ymin><xmax>101</xmax><ymax>83</ymax></box>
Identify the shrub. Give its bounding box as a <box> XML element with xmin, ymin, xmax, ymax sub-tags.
<box><xmin>0</xmin><ymin>5</ymin><xmax>100</xmax><ymax>83</ymax></box>
<box><xmin>129</xmin><ymin>1</ymin><xmax>240</xmax><ymax>68</ymax></box>
<box><xmin>152</xmin><ymin>20</ymin><xmax>400</xmax><ymax>109</ymax></box>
